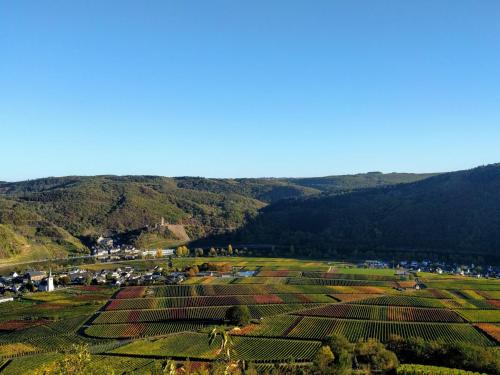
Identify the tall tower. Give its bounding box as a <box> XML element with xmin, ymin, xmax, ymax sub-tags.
<box><xmin>47</xmin><ymin>269</ymin><xmax>54</xmax><ymax>292</ymax></box>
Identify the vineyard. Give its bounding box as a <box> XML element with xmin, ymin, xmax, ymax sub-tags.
<box><xmin>85</xmin><ymin>322</ymin><xmax>208</xmax><ymax>338</ymax></box>
<box><xmin>396</xmin><ymin>364</ymin><xmax>487</xmax><ymax>374</ymax></box>
<box><xmin>105</xmin><ymin>293</ymin><xmax>333</xmax><ymax>310</ymax></box>
<box><xmin>287</xmin><ymin>277</ymin><xmax>395</xmax><ymax>287</ymax></box>
<box><xmin>0</xmin><ymin>258</ymin><xmax>499</xmax><ymax>374</ymax></box>
<box><xmin>93</xmin><ymin>303</ymin><xmax>324</xmax><ymax>324</ymax></box>
<box><xmin>296</xmin><ymin>304</ymin><xmax>464</xmax><ymax>322</ymax></box>
<box><xmin>302</xmin><ymin>271</ymin><xmax>399</xmax><ymax>282</ymax></box>
<box><xmin>456</xmin><ymin>309</ymin><xmax>500</xmax><ymax>323</ymax></box>
<box><xmin>111</xmin><ymin>332</ymin><xmax>322</xmax><ymax>362</ymax></box>
<box><xmin>284</xmin><ymin>317</ymin><xmax>494</xmax><ymax>345</ymax></box>
<box><xmin>350</xmin><ymin>295</ymin><xmax>448</xmax><ymax>308</ymax></box>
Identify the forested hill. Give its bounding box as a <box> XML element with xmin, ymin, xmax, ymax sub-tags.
<box><xmin>285</xmin><ymin>172</ymin><xmax>438</xmax><ymax>194</ymax></box>
<box><xmin>0</xmin><ymin>172</ymin><xmax>432</xmax><ymax>261</ymax></box>
<box><xmin>217</xmin><ymin>164</ymin><xmax>500</xmax><ymax>263</ymax></box>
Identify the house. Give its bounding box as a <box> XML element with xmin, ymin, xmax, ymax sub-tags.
<box><xmin>141</xmin><ymin>249</ymin><xmax>174</xmax><ymax>257</ymax></box>
<box><xmin>27</xmin><ymin>271</ymin><xmax>47</xmax><ymax>283</ymax></box>
<box><xmin>236</xmin><ymin>271</ymin><xmax>256</xmax><ymax>277</ymax></box>
<box><xmin>94</xmin><ymin>249</ymin><xmax>108</xmax><ymax>257</ymax></box>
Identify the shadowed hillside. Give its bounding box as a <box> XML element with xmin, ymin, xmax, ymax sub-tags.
<box><xmin>215</xmin><ymin>164</ymin><xmax>500</xmax><ymax>263</ymax></box>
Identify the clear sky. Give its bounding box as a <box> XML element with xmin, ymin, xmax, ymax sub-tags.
<box><xmin>1</xmin><ymin>1</ymin><xmax>500</xmax><ymax>181</ymax></box>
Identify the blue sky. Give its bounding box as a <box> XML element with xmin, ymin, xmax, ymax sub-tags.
<box><xmin>1</xmin><ymin>1</ymin><xmax>500</xmax><ymax>181</ymax></box>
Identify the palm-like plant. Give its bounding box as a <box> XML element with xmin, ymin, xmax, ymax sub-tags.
<box><xmin>208</xmin><ymin>327</ymin><xmax>234</xmax><ymax>360</ymax></box>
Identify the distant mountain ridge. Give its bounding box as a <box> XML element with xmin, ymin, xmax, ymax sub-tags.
<box><xmin>0</xmin><ymin>172</ymin><xmax>434</xmax><ymax>262</ymax></box>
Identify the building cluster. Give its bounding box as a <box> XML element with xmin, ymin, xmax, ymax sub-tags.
<box><xmin>0</xmin><ymin>270</ymin><xmax>54</xmax><ymax>297</ymax></box>
<box><xmin>0</xmin><ymin>263</ymin><xmax>260</xmax><ymax>301</ymax></box>
<box><xmin>361</xmin><ymin>259</ymin><xmax>500</xmax><ymax>278</ymax></box>
<box><xmin>91</xmin><ymin>236</ymin><xmax>175</xmax><ymax>260</ymax></box>
<box><xmin>0</xmin><ymin>265</ymin><xmax>189</xmax><ymax>300</ymax></box>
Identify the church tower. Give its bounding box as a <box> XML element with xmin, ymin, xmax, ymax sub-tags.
<box><xmin>47</xmin><ymin>269</ymin><xmax>54</xmax><ymax>292</ymax></box>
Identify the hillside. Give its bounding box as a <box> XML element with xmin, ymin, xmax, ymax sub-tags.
<box><xmin>286</xmin><ymin>172</ymin><xmax>438</xmax><ymax>194</ymax></box>
<box><xmin>0</xmin><ymin>173</ymin><xmax>433</xmax><ymax>261</ymax></box>
<box><xmin>217</xmin><ymin>164</ymin><xmax>500</xmax><ymax>263</ymax></box>
<box><xmin>0</xmin><ymin>196</ymin><xmax>87</xmax><ymax>262</ymax></box>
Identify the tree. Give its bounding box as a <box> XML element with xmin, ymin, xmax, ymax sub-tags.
<box><xmin>176</xmin><ymin>246</ymin><xmax>189</xmax><ymax>257</ymax></box>
<box><xmin>386</xmin><ymin>335</ymin><xmax>500</xmax><ymax>374</ymax></box>
<box><xmin>195</xmin><ymin>248</ymin><xmax>204</xmax><ymax>257</ymax></box>
<box><xmin>225</xmin><ymin>305</ymin><xmax>251</xmax><ymax>326</ymax></box>
<box><xmin>354</xmin><ymin>339</ymin><xmax>398</xmax><ymax>373</ymax></box>
<box><xmin>209</xmin><ymin>247</ymin><xmax>217</xmax><ymax>257</ymax></box>
<box><xmin>26</xmin><ymin>281</ymin><xmax>35</xmax><ymax>292</ymax></box>
<box><xmin>227</xmin><ymin>244</ymin><xmax>233</xmax><ymax>255</ymax></box>
<box><xmin>83</xmin><ymin>275</ymin><xmax>93</xmax><ymax>286</ymax></box>
<box><xmin>58</xmin><ymin>275</ymin><xmax>71</xmax><ymax>286</ymax></box>
<box><xmin>176</xmin><ymin>246</ymin><xmax>183</xmax><ymax>256</ymax></box>
<box><xmin>185</xmin><ymin>265</ymin><xmax>199</xmax><ymax>278</ymax></box>
<box><xmin>323</xmin><ymin>334</ymin><xmax>353</xmax><ymax>373</ymax></box>
<box><xmin>313</xmin><ymin>346</ymin><xmax>335</xmax><ymax>374</ymax></box>
<box><xmin>156</xmin><ymin>249</ymin><xmax>163</xmax><ymax>258</ymax></box>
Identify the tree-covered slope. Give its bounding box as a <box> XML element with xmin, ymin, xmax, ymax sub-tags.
<box><xmin>0</xmin><ymin>196</ymin><xmax>86</xmax><ymax>262</ymax></box>
<box><xmin>286</xmin><ymin>172</ymin><xmax>438</xmax><ymax>193</ymax></box>
<box><xmin>0</xmin><ymin>172</ymin><xmax>434</xmax><ymax>261</ymax></box>
<box><xmin>221</xmin><ymin>164</ymin><xmax>500</xmax><ymax>262</ymax></box>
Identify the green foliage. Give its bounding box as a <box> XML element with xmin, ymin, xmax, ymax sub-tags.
<box><xmin>397</xmin><ymin>364</ymin><xmax>487</xmax><ymax>374</ymax></box>
<box><xmin>31</xmin><ymin>344</ymin><xmax>115</xmax><ymax>375</ymax></box>
<box><xmin>354</xmin><ymin>338</ymin><xmax>399</xmax><ymax>373</ymax></box>
<box><xmin>313</xmin><ymin>345</ymin><xmax>335</xmax><ymax>374</ymax></box>
<box><xmin>387</xmin><ymin>335</ymin><xmax>500</xmax><ymax>374</ymax></box>
<box><xmin>225</xmin><ymin>305</ymin><xmax>251</xmax><ymax>326</ymax></box>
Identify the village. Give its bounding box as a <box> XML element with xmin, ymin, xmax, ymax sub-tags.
<box><xmin>1</xmin><ymin>233</ymin><xmax>499</xmax><ymax>302</ymax></box>
<box><xmin>1</xmin><ymin>248</ymin><xmax>498</xmax><ymax>303</ymax></box>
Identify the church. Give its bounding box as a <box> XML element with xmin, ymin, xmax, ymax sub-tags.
<box><xmin>38</xmin><ymin>270</ymin><xmax>54</xmax><ymax>292</ymax></box>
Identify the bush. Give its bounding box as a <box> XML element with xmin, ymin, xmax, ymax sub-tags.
<box><xmin>225</xmin><ymin>305</ymin><xmax>251</xmax><ymax>326</ymax></box>
<box><xmin>386</xmin><ymin>335</ymin><xmax>500</xmax><ymax>374</ymax></box>
<box><xmin>354</xmin><ymin>338</ymin><xmax>399</xmax><ymax>373</ymax></box>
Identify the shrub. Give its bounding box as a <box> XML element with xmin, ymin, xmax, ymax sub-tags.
<box><xmin>354</xmin><ymin>338</ymin><xmax>399</xmax><ymax>373</ymax></box>
<box><xmin>225</xmin><ymin>305</ymin><xmax>251</xmax><ymax>326</ymax></box>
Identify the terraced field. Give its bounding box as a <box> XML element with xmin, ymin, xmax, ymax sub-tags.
<box><xmin>85</xmin><ymin>322</ymin><xmax>208</xmax><ymax>338</ymax></box>
<box><xmin>93</xmin><ymin>303</ymin><xmax>325</xmax><ymax>324</ymax></box>
<box><xmin>296</xmin><ymin>304</ymin><xmax>464</xmax><ymax>322</ymax></box>
<box><xmin>111</xmin><ymin>332</ymin><xmax>322</xmax><ymax>362</ymax></box>
<box><xmin>285</xmin><ymin>317</ymin><xmax>494</xmax><ymax>345</ymax></box>
<box><xmin>1</xmin><ymin>259</ymin><xmax>499</xmax><ymax>374</ymax></box>
<box><xmin>106</xmin><ymin>293</ymin><xmax>333</xmax><ymax>310</ymax></box>
<box><xmin>350</xmin><ymin>295</ymin><xmax>449</xmax><ymax>308</ymax></box>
